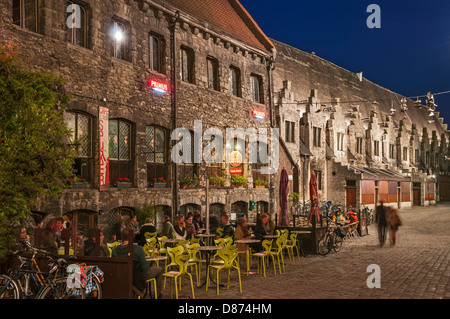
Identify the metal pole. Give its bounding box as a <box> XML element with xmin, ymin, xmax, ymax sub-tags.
<box><xmin>206</xmin><ymin>177</ymin><xmax>210</xmax><ymax>235</ymax></box>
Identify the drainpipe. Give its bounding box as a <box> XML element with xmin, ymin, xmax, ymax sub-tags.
<box><xmin>171</xmin><ymin>11</ymin><xmax>180</xmax><ymax>220</ymax></box>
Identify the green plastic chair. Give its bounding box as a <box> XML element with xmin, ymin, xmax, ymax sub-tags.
<box><xmin>143</xmin><ymin>237</ymin><xmax>158</xmax><ymax>256</ymax></box>
<box><xmin>206</xmin><ymin>247</ymin><xmax>242</xmax><ymax>296</ymax></box>
<box><xmin>162</xmin><ymin>251</ymin><xmax>196</xmax><ymax>299</ymax></box>
<box><xmin>144</xmin><ymin>231</ymin><xmax>157</xmax><ymax>239</ymax></box>
<box><xmin>250</xmin><ymin>240</ymin><xmax>275</xmax><ymax>278</ymax></box>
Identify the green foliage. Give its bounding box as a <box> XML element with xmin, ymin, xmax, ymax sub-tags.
<box><xmin>181</xmin><ymin>174</ymin><xmax>201</xmax><ymax>186</ymax></box>
<box><xmin>209</xmin><ymin>174</ymin><xmax>226</xmax><ymax>186</ymax></box>
<box><xmin>231</xmin><ymin>174</ymin><xmax>247</xmax><ymax>187</ymax></box>
<box><xmin>0</xmin><ymin>43</ymin><xmax>77</xmax><ymax>257</ymax></box>
<box><xmin>254</xmin><ymin>178</ymin><xmax>268</xmax><ymax>187</ymax></box>
<box><xmin>135</xmin><ymin>203</ymin><xmax>162</xmax><ymax>227</ymax></box>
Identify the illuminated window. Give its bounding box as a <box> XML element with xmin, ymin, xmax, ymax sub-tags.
<box><xmin>110</xmin><ymin>18</ymin><xmax>130</xmax><ymax>61</ymax></box>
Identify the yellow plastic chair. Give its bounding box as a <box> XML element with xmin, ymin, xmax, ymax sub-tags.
<box><xmin>269</xmin><ymin>236</ymin><xmax>286</xmax><ymax>274</ymax></box>
<box><xmin>107</xmin><ymin>241</ymin><xmax>120</xmax><ymax>257</ymax></box>
<box><xmin>177</xmin><ymin>240</ymin><xmax>189</xmax><ymax>249</ymax></box>
<box><xmin>185</xmin><ymin>243</ymin><xmax>206</xmax><ymax>287</ymax></box>
<box><xmin>216</xmin><ymin>228</ymin><xmax>224</xmax><ymax>237</ymax></box>
<box><xmin>207</xmin><ymin>247</ymin><xmax>242</xmax><ymax>296</ymax></box>
<box><xmin>143</xmin><ymin>237</ymin><xmax>158</xmax><ymax>256</ymax></box>
<box><xmin>144</xmin><ymin>231</ymin><xmax>157</xmax><ymax>239</ymax></box>
<box><xmin>190</xmin><ymin>238</ymin><xmax>200</xmax><ymax>244</ymax></box>
<box><xmin>157</xmin><ymin>236</ymin><xmax>168</xmax><ymax>256</ymax></box>
<box><xmin>285</xmin><ymin>233</ymin><xmax>301</xmax><ymax>263</ymax></box>
<box><xmin>146</xmin><ymin>278</ymin><xmax>158</xmax><ymax>299</ymax></box>
<box><xmin>250</xmin><ymin>240</ymin><xmax>275</xmax><ymax>278</ymax></box>
<box><xmin>162</xmin><ymin>252</ymin><xmax>196</xmax><ymax>299</ymax></box>
<box><xmin>211</xmin><ymin>238</ymin><xmax>226</xmax><ymax>264</ymax></box>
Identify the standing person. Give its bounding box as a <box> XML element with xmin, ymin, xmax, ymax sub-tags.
<box><xmin>112</xmin><ymin>228</ymin><xmax>164</xmax><ymax>299</ymax></box>
<box><xmin>375</xmin><ymin>200</ymin><xmax>388</xmax><ymax>247</ymax></box>
<box><xmin>160</xmin><ymin>215</ymin><xmax>175</xmax><ymax>239</ymax></box>
<box><xmin>386</xmin><ymin>207</ymin><xmax>402</xmax><ymax>247</ymax></box>
<box><xmin>174</xmin><ymin>214</ymin><xmax>188</xmax><ymax>240</ymax></box>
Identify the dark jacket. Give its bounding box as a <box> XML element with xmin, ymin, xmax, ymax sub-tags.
<box><xmin>375</xmin><ymin>205</ymin><xmax>388</xmax><ymax>226</ymax></box>
<box><xmin>112</xmin><ymin>244</ymin><xmax>149</xmax><ymax>290</ymax></box>
<box><xmin>138</xmin><ymin>224</ymin><xmax>157</xmax><ymax>246</ymax></box>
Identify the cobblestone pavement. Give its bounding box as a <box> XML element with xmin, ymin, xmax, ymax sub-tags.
<box><xmin>165</xmin><ymin>203</ymin><xmax>450</xmax><ymax>300</ymax></box>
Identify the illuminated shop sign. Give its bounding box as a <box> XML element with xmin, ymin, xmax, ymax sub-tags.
<box><xmin>252</xmin><ymin>110</ymin><xmax>266</xmax><ymax>119</ymax></box>
<box><xmin>149</xmin><ymin>80</ymin><xmax>168</xmax><ymax>93</ymax></box>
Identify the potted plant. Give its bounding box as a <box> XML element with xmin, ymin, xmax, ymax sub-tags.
<box><xmin>153</xmin><ymin>177</ymin><xmax>166</xmax><ymax>188</ymax></box>
<box><xmin>254</xmin><ymin>179</ymin><xmax>268</xmax><ymax>188</ymax></box>
<box><xmin>209</xmin><ymin>175</ymin><xmax>226</xmax><ymax>187</ymax></box>
<box><xmin>70</xmin><ymin>176</ymin><xmax>88</xmax><ymax>189</ymax></box>
<box><xmin>231</xmin><ymin>174</ymin><xmax>247</xmax><ymax>188</ymax></box>
<box><xmin>180</xmin><ymin>174</ymin><xmax>201</xmax><ymax>188</ymax></box>
<box><xmin>116</xmin><ymin>177</ymin><xmax>132</xmax><ymax>188</ymax></box>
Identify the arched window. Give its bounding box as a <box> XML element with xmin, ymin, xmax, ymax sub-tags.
<box><xmin>66</xmin><ymin>0</ymin><xmax>88</xmax><ymax>48</ymax></box>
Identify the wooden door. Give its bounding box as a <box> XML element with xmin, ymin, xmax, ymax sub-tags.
<box><xmin>413</xmin><ymin>189</ymin><xmax>421</xmax><ymax>206</ymax></box>
<box><xmin>346</xmin><ymin>188</ymin><xmax>357</xmax><ymax>209</ymax></box>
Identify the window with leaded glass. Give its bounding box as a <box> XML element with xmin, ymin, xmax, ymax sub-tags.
<box><xmin>229</xmin><ymin>66</ymin><xmax>241</xmax><ymax>97</ymax></box>
<box><xmin>64</xmin><ymin>111</ymin><xmax>92</xmax><ymax>158</ymax></box>
<box><xmin>13</xmin><ymin>0</ymin><xmax>39</xmax><ymax>33</ymax></box>
<box><xmin>66</xmin><ymin>1</ymin><xmax>87</xmax><ymax>48</ymax></box>
<box><xmin>207</xmin><ymin>57</ymin><xmax>219</xmax><ymax>91</ymax></box>
<box><xmin>149</xmin><ymin>33</ymin><xmax>163</xmax><ymax>73</ymax></box>
<box><xmin>146</xmin><ymin>126</ymin><xmax>166</xmax><ymax>163</ymax></box>
<box><xmin>109</xmin><ymin>120</ymin><xmax>130</xmax><ymax>160</ymax></box>
<box><xmin>180</xmin><ymin>47</ymin><xmax>194</xmax><ymax>83</ymax></box>
<box><xmin>250</xmin><ymin>74</ymin><xmax>263</xmax><ymax>103</ymax></box>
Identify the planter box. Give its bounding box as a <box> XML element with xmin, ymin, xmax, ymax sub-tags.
<box><xmin>181</xmin><ymin>184</ymin><xmax>198</xmax><ymax>189</ymax></box>
<box><xmin>71</xmin><ymin>182</ymin><xmax>88</xmax><ymax>189</ymax></box>
<box><xmin>254</xmin><ymin>185</ymin><xmax>267</xmax><ymax>189</ymax></box>
<box><xmin>153</xmin><ymin>183</ymin><xmax>166</xmax><ymax>188</ymax></box>
<box><xmin>117</xmin><ymin>182</ymin><xmax>132</xmax><ymax>188</ymax></box>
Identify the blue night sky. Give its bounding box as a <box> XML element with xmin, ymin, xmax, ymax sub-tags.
<box><xmin>240</xmin><ymin>0</ymin><xmax>450</xmax><ymax>123</ymax></box>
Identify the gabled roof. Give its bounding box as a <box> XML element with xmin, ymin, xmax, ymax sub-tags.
<box><xmin>159</xmin><ymin>0</ymin><xmax>274</xmax><ymax>52</ymax></box>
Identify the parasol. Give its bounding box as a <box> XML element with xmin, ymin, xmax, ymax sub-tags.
<box><xmin>279</xmin><ymin>168</ymin><xmax>290</xmax><ymax>226</ymax></box>
<box><xmin>308</xmin><ymin>172</ymin><xmax>321</xmax><ymax>224</ymax></box>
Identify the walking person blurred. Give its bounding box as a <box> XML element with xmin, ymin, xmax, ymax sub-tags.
<box><xmin>375</xmin><ymin>200</ymin><xmax>388</xmax><ymax>247</ymax></box>
<box><xmin>386</xmin><ymin>207</ymin><xmax>402</xmax><ymax>247</ymax></box>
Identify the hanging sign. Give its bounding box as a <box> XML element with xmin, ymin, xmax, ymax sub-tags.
<box><xmin>229</xmin><ymin>150</ymin><xmax>243</xmax><ymax>167</ymax></box>
<box><xmin>99</xmin><ymin>106</ymin><xmax>110</xmax><ymax>191</ymax></box>
<box><xmin>149</xmin><ymin>80</ymin><xmax>168</xmax><ymax>93</ymax></box>
<box><xmin>230</xmin><ymin>167</ymin><xmax>243</xmax><ymax>174</ymax></box>
<box><xmin>252</xmin><ymin>110</ymin><xmax>266</xmax><ymax>119</ymax></box>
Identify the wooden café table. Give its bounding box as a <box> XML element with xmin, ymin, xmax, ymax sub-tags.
<box><xmin>193</xmin><ymin>245</ymin><xmax>223</xmax><ymax>288</ymax></box>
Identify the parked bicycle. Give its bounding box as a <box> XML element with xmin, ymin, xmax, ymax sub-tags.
<box><xmin>0</xmin><ymin>243</ymin><xmax>70</xmax><ymax>299</ymax></box>
<box><xmin>317</xmin><ymin>218</ymin><xmax>347</xmax><ymax>256</ymax></box>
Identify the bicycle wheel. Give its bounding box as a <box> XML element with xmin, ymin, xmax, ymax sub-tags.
<box><xmin>85</xmin><ymin>274</ymin><xmax>103</xmax><ymax>299</ymax></box>
<box><xmin>0</xmin><ymin>275</ymin><xmax>20</xmax><ymax>299</ymax></box>
<box><xmin>38</xmin><ymin>277</ymin><xmax>81</xmax><ymax>299</ymax></box>
<box><xmin>333</xmin><ymin>233</ymin><xmax>344</xmax><ymax>252</ymax></box>
<box><xmin>317</xmin><ymin>232</ymin><xmax>331</xmax><ymax>256</ymax></box>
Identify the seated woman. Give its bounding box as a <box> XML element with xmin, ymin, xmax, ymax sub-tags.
<box><xmin>174</xmin><ymin>214</ymin><xmax>188</xmax><ymax>240</ymax></box>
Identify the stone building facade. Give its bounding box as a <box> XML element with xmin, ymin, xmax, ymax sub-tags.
<box><xmin>0</xmin><ymin>0</ymin><xmax>289</xmax><ymax>239</ymax></box>
<box><xmin>272</xmin><ymin>39</ymin><xmax>449</xmax><ymax>211</ymax></box>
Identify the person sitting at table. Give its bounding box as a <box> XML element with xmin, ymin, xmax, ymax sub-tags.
<box><xmin>84</xmin><ymin>229</ymin><xmax>109</xmax><ymax>257</ymax></box>
<box><xmin>235</xmin><ymin>217</ymin><xmax>258</xmax><ymax>261</ymax></box>
<box><xmin>174</xmin><ymin>214</ymin><xmax>188</xmax><ymax>240</ymax></box>
<box><xmin>193</xmin><ymin>212</ymin><xmax>204</xmax><ymax>233</ymax></box>
<box><xmin>220</xmin><ymin>213</ymin><xmax>235</xmax><ymax>239</ymax></box>
<box><xmin>112</xmin><ymin>228</ymin><xmax>163</xmax><ymax>299</ymax></box>
<box><xmin>160</xmin><ymin>215</ymin><xmax>175</xmax><ymax>239</ymax></box>
<box><xmin>138</xmin><ymin>217</ymin><xmax>157</xmax><ymax>246</ymax></box>
<box><xmin>185</xmin><ymin>213</ymin><xmax>196</xmax><ymax>240</ymax></box>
